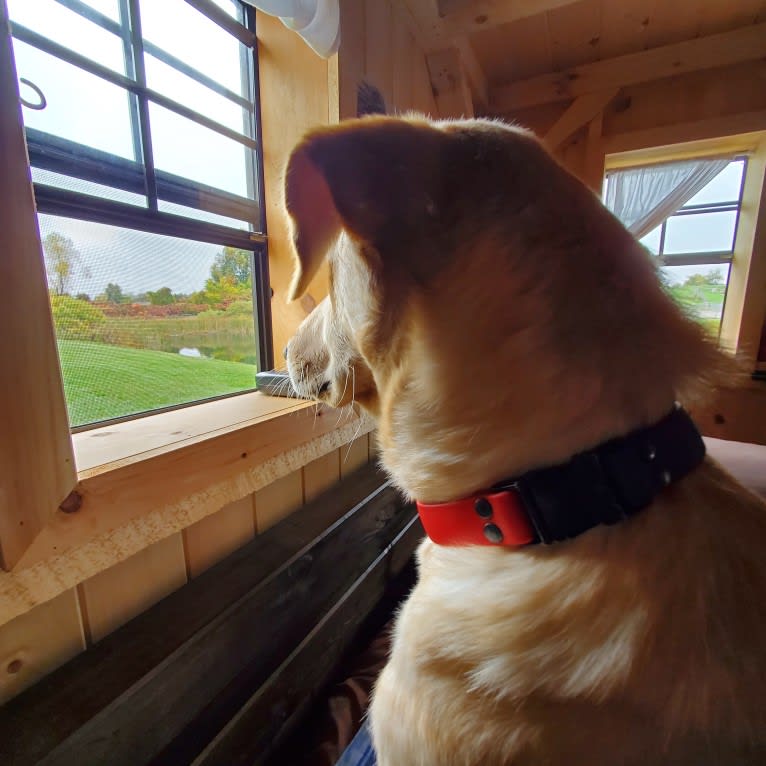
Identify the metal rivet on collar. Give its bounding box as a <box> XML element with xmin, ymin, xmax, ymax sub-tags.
<box><xmin>483</xmin><ymin>523</ymin><xmax>503</xmax><ymax>543</ymax></box>
<box><xmin>661</xmin><ymin>470</ymin><xmax>672</xmax><ymax>485</ymax></box>
<box><xmin>645</xmin><ymin>443</ymin><xmax>657</xmax><ymax>461</ymax></box>
<box><xmin>474</xmin><ymin>498</ymin><xmax>493</xmax><ymax>518</ymax></box>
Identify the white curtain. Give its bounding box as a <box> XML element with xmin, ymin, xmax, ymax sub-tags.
<box><xmin>605</xmin><ymin>158</ymin><xmax>729</xmax><ymax>240</ymax></box>
<box><xmin>242</xmin><ymin>0</ymin><xmax>340</xmax><ymax>58</ymax></box>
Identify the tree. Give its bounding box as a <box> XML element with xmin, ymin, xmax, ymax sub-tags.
<box><xmin>707</xmin><ymin>268</ymin><xmax>724</xmax><ymax>285</ymax></box>
<box><xmin>43</xmin><ymin>232</ymin><xmax>82</xmax><ymax>296</ymax></box>
<box><xmin>104</xmin><ymin>283</ymin><xmax>125</xmax><ymax>304</ymax></box>
<box><xmin>210</xmin><ymin>247</ymin><xmax>251</xmax><ymax>286</ymax></box>
<box><xmin>147</xmin><ymin>286</ymin><xmax>175</xmax><ymax>305</ymax></box>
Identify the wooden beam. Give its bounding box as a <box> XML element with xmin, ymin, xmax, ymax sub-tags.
<box><xmin>583</xmin><ymin>112</ymin><xmax>606</xmax><ymax>194</ymax></box>
<box><xmin>491</xmin><ymin>22</ymin><xmax>766</xmax><ymax>112</ymax></box>
<box><xmin>603</xmin><ymin>111</ymin><xmax>766</xmax><ymax>156</ymax></box>
<box><xmin>427</xmin><ymin>48</ymin><xmax>474</xmax><ymax>118</ymax></box>
<box><xmin>544</xmin><ymin>88</ymin><xmax>619</xmax><ymax>149</ymax></box>
<box><xmin>0</xmin><ymin>2</ymin><xmax>77</xmax><ymax>570</ymax></box>
<box><xmin>455</xmin><ymin>36</ymin><xmax>488</xmax><ymax>109</ymax></box>
<box><xmin>402</xmin><ymin>0</ymin><xmax>580</xmax><ymax>49</ymax></box>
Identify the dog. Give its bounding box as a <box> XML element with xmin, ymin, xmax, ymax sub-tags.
<box><xmin>283</xmin><ymin>107</ymin><xmax>766</xmax><ymax>764</ymax></box>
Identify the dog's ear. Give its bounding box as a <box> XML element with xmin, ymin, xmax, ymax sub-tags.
<box><xmin>284</xmin><ymin>118</ymin><xmax>448</xmax><ymax>300</ymax></box>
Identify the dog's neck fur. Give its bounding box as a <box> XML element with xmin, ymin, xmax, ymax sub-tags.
<box><xmin>375</xmin><ymin>228</ymin><xmax>721</xmax><ymax>505</ymax></box>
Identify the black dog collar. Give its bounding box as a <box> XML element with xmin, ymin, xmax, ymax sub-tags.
<box><xmin>416</xmin><ymin>405</ymin><xmax>706</xmax><ymax>546</ymax></box>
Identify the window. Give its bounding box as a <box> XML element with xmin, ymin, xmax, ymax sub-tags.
<box><xmin>605</xmin><ymin>158</ymin><xmax>747</xmax><ymax>338</ymax></box>
<box><xmin>7</xmin><ymin>0</ymin><xmax>272</xmax><ymax>430</ymax></box>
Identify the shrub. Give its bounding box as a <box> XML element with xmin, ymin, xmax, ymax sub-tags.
<box><xmin>51</xmin><ymin>295</ymin><xmax>106</xmax><ymax>339</ymax></box>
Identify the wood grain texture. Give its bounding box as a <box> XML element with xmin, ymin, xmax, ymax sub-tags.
<box><xmin>0</xmin><ymin>466</ymin><xmax>391</xmax><ymax>765</ymax></box>
<box><xmin>365</xmin><ymin>0</ymin><xmax>394</xmax><ymax>108</ymax></box>
<box><xmin>0</xmin><ymin>0</ymin><xmax>76</xmax><ymax>570</ymax></box>
<box><xmin>183</xmin><ymin>496</ymin><xmax>256</xmax><ymax>579</ymax></box>
<box><xmin>544</xmin><ymin>88</ymin><xmax>619</xmax><ymax>149</ymax></box>
<box><xmin>194</xmin><ymin>514</ymin><xmax>422</xmax><ymax>766</ymax></box>
<box><xmin>0</xmin><ymin>590</ymin><xmax>84</xmax><ymax>705</ymax></box>
<box><xmin>303</xmin><ymin>449</ymin><xmax>341</xmax><ymax>503</ymax></box>
<box><xmin>254</xmin><ymin>469</ymin><xmax>304</xmax><ymax>532</ymax></box>
<box><xmin>340</xmin><ymin>436</ymin><xmax>370</xmax><ymax>478</ymax></box>
<box><xmin>0</xmin><ymin>405</ymin><xmax>373</xmax><ymax>629</ymax></box>
<box><xmin>257</xmin><ymin>11</ymin><xmax>331</xmax><ymax>364</ymax></box>
<box><xmin>1</xmin><ymin>469</ymin><xmax>404</xmax><ymax>766</ymax></box>
<box><xmin>490</xmin><ymin>22</ymin><xmax>766</xmax><ymax>111</ymax></box>
<box><xmin>80</xmin><ymin>534</ymin><xmax>187</xmax><ymax>643</ymax></box>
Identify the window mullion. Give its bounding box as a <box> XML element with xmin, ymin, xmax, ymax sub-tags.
<box><xmin>125</xmin><ymin>0</ymin><xmax>158</xmax><ymax>210</ymax></box>
<box><xmin>117</xmin><ymin>0</ymin><xmax>143</xmax><ymax>167</ymax></box>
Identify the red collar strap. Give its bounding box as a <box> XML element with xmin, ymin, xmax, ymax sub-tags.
<box><xmin>416</xmin><ymin>405</ymin><xmax>705</xmax><ymax>547</ymax></box>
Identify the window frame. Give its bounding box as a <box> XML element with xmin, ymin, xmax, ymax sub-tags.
<box><xmin>604</xmin><ymin>153</ymin><xmax>751</xmax><ymax>340</ymax></box>
<box><xmin>9</xmin><ymin>0</ymin><xmax>275</xmax><ymax>432</ymax></box>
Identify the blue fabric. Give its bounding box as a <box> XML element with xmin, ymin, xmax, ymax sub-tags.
<box><xmin>337</xmin><ymin>721</ymin><xmax>377</xmax><ymax>766</ymax></box>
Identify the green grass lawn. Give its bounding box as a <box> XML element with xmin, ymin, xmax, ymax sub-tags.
<box><xmin>58</xmin><ymin>340</ymin><xmax>256</xmax><ymax>427</ymax></box>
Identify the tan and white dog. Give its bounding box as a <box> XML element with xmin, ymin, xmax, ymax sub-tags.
<box><xmin>283</xmin><ymin>113</ymin><xmax>766</xmax><ymax>765</ymax></box>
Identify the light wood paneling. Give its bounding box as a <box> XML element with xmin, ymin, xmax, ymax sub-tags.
<box><xmin>338</xmin><ymin>0</ymin><xmax>366</xmax><ymax>119</ymax></box>
<box><xmin>490</xmin><ymin>22</ymin><xmax>766</xmax><ymax>111</ymax></box>
<box><xmin>254</xmin><ymin>469</ymin><xmax>304</xmax><ymax>532</ymax></box>
<box><xmin>257</xmin><ymin>11</ymin><xmax>331</xmax><ymax>365</ymax></box>
<box><xmin>365</xmin><ymin>0</ymin><xmax>395</xmax><ymax>108</ymax></box>
<box><xmin>393</xmin><ymin>8</ymin><xmax>415</xmax><ymax>112</ymax></box>
<box><xmin>0</xmin><ymin>589</ymin><xmax>84</xmax><ymax>704</ymax></box>
<box><xmin>303</xmin><ymin>449</ymin><xmax>341</xmax><ymax>503</ymax></box>
<box><xmin>80</xmin><ymin>534</ymin><xmax>187</xmax><ymax>643</ymax></box>
<box><xmin>340</xmin><ymin>436</ymin><xmax>370</xmax><ymax>477</ymax></box>
<box><xmin>0</xmin><ymin>1</ymin><xmax>76</xmax><ymax>570</ymax></box>
<box><xmin>183</xmin><ymin>496</ymin><xmax>256</xmax><ymax>578</ymax></box>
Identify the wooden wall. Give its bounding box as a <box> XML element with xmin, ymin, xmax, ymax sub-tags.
<box><xmin>0</xmin><ymin>433</ymin><xmax>375</xmax><ymax>703</ymax></box>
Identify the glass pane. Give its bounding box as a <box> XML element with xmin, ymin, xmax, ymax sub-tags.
<box><xmin>149</xmin><ymin>102</ymin><xmax>251</xmax><ymax>197</ymax></box>
<box><xmin>145</xmin><ymin>53</ymin><xmax>249</xmax><ymax>134</ymax></box>
<box><xmin>158</xmin><ymin>200</ymin><xmax>249</xmax><ymax>229</ymax></box>
<box><xmin>139</xmin><ymin>0</ymin><xmax>245</xmax><ymax>94</ymax></box>
<box><xmin>663</xmin><ymin>210</ymin><xmax>737</xmax><ymax>254</ymax></box>
<box><xmin>209</xmin><ymin>0</ymin><xmax>241</xmax><ymax>19</ymax></box>
<box><xmin>12</xmin><ymin>40</ymin><xmax>136</xmax><ymax>160</ymax></box>
<box><xmin>38</xmin><ymin>214</ymin><xmax>258</xmax><ymax>427</ymax></box>
<box><xmin>32</xmin><ymin>167</ymin><xmax>146</xmax><ymax>206</ymax></box>
<box><xmin>662</xmin><ymin>263</ymin><xmax>730</xmax><ymax>337</ymax></box>
<box><xmin>8</xmin><ymin>0</ymin><xmax>126</xmax><ymax>74</ymax></box>
<box><xmin>683</xmin><ymin>160</ymin><xmax>745</xmax><ymax>207</ymax></box>
<box><xmin>639</xmin><ymin>225</ymin><xmax>661</xmax><ymax>255</ymax></box>
<box><xmin>79</xmin><ymin>0</ymin><xmax>120</xmax><ymax>19</ymax></box>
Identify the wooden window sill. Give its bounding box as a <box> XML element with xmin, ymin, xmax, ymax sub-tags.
<box><xmin>0</xmin><ymin>392</ymin><xmax>374</xmax><ymax>627</ymax></box>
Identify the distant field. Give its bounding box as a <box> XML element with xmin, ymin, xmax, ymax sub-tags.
<box><xmin>58</xmin><ymin>339</ymin><xmax>256</xmax><ymax>427</ymax></box>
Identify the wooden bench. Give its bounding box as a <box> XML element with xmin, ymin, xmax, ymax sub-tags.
<box><xmin>0</xmin><ymin>464</ymin><xmax>421</xmax><ymax>766</ymax></box>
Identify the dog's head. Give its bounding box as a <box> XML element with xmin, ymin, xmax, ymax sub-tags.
<box><xmin>283</xmin><ymin>114</ymin><xmax>717</xmax><ymax>499</ymax></box>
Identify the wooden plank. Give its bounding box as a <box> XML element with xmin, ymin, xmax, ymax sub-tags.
<box><xmin>79</xmin><ymin>534</ymin><xmax>187</xmax><ymax>643</ymax></box>
<box><xmin>365</xmin><ymin>0</ymin><xmax>394</xmax><ymax>109</ymax></box>
<box><xmin>401</xmin><ymin>0</ymin><xmax>581</xmax><ymax>48</ymax></box>
<box><xmin>193</xmin><ymin>514</ymin><xmax>422</xmax><ymax>766</ymax></box>
<box><xmin>583</xmin><ymin>111</ymin><xmax>606</xmax><ymax>193</ymax></box>
<box><xmin>720</xmin><ymin>139</ymin><xmax>766</xmax><ymax>363</ymax></box>
<box><xmin>41</xmin><ymin>483</ymin><xmax>407</xmax><ymax>766</ymax></box>
<box><xmin>303</xmin><ymin>449</ymin><xmax>341</xmax><ymax>503</ymax></box>
<box><xmin>0</xmin><ymin>590</ymin><xmax>84</xmax><ymax>705</ymax></box>
<box><xmin>0</xmin><ymin>465</ymin><xmax>392</xmax><ymax>766</ymax></box>
<box><xmin>1</xmin><ymin>405</ymin><xmax>373</xmax><ymax>627</ymax></box>
<box><xmin>427</xmin><ymin>47</ymin><xmax>473</xmax><ymax>118</ymax></box>
<box><xmin>0</xmin><ymin>0</ymin><xmax>77</xmax><ymax>570</ymax></box>
<box><xmin>603</xmin><ymin>111</ymin><xmax>766</xmax><ymax>156</ymax></box>
<box><xmin>545</xmin><ymin>0</ymin><xmax>602</xmax><ymax>72</ymax></box>
<box><xmin>254</xmin><ymin>469</ymin><xmax>304</xmax><ymax>532</ymax></box>
<box><xmin>544</xmin><ymin>88</ymin><xmax>619</xmax><ymax>149</ymax></box>
<box><xmin>73</xmin><ymin>393</ymin><xmax>305</xmax><ymax>476</ymax></box>
<box><xmin>490</xmin><ymin>22</ymin><xmax>766</xmax><ymax>111</ymax></box>
<box><xmin>392</xmin><ymin>8</ymin><xmax>415</xmax><ymax>112</ymax></box>
<box><xmin>341</xmin><ymin>436</ymin><xmax>370</xmax><ymax>477</ymax></box>
<box><xmin>338</xmin><ymin>0</ymin><xmax>366</xmax><ymax>119</ymax></box>
<box><xmin>455</xmin><ymin>36</ymin><xmax>488</xmax><ymax>109</ymax></box>
<box><xmin>183</xmin><ymin>496</ymin><xmax>256</xmax><ymax>579</ymax></box>
<box><xmin>256</xmin><ymin>10</ymin><xmax>331</xmax><ymax>365</ymax></box>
